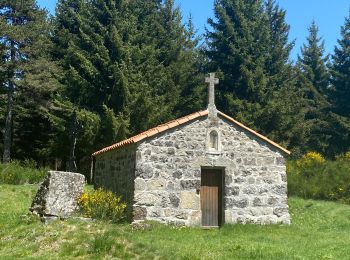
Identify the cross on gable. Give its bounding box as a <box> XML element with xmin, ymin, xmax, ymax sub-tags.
<box><xmin>205</xmin><ymin>73</ymin><xmax>219</xmax><ymax>108</ymax></box>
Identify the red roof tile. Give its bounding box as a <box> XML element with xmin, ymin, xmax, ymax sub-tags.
<box><xmin>92</xmin><ymin>111</ymin><xmax>209</xmax><ymax>156</ymax></box>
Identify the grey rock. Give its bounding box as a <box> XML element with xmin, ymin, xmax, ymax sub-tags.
<box><xmin>272</xmin><ymin>185</ymin><xmax>287</xmax><ymax>195</ymax></box>
<box><xmin>276</xmin><ymin>157</ymin><xmax>285</xmax><ymax>166</ymax></box>
<box><xmin>253</xmin><ymin>197</ymin><xmax>264</xmax><ymax>206</ymax></box>
<box><xmin>180</xmin><ymin>180</ymin><xmax>200</xmax><ymax>190</ymax></box>
<box><xmin>167</xmin><ymin>148</ymin><xmax>176</xmax><ymax>155</ymax></box>
<box><xmin>165</xmin><ymin>141</ymin><xmax>174</xmax><ymax>147</ymax></box>
<box><xmin>193</xmin><ymin>169</ymin><xmax>201</xmax><ymax>178</ymax></box>
<box><xmin>226</xmin><ymin>198</ymin><xmax>248</xmax><ymax>209</ymax></box>
<box><xmin>30</xmin><ymin>171</ymin><xmax>85</xmax><ymax>218</ymax></box>
<box><xmin>172</xmin><ymin>171</ymin><xmax>183</xmax><ymax>179</ymax></box>
<box><xmin>225</xmin><ymin>186</ymin><xmax>240</xmax><ymax>196</ymax></box>
<box><xmin>225</xmin><ymin>175</ymin><xmax>233</xmax><ymax>185</ymax></box>
<box><xmin>243</xmin><ymin>186</ymin><xmax>256</xmax><ymax>195</ymax></box>
<box><xmin>136</xmin><ymin>165</ymin><xmax>153</xmax><ymax>179</ymax></box>
<box><xmin>234</xmin><ymin>177</ymin><xmax>244</xmax><ymax>184</ymax></box>
<box><xmin>133</xmin><ymin>207</ymin><xmax>147</xmax><ymax>220</ymax></box>
<box><xmin>273</xmin><ymin>207</ymin><xmax>289</xmax><ymax>217</ymax></box>
<box><xmin>169</xmin><ymin>193</ymin><xmax>180</xmax><ymax>208</ymax></box>
<box><xmin>244</xmin><ymin>158</ymin><xmax>256</xmax><ymax>166</ymax></box>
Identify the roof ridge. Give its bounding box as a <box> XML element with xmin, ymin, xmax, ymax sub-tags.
<box><xmin>92</xmin><ymin>110</ymin><xmax>290</xmax><ymax>156</ymax></box>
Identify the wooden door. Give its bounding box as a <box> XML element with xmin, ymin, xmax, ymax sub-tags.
<box><xmin>201</xmin><ymin>169</ymin><xmax>223</xmax><ymax>227</ymax></box>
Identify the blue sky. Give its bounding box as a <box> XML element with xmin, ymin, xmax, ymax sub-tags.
<box><xmin>38</xmin><ymin>0</ymin><xmax>349</xmax><ymax>61</ymax></box>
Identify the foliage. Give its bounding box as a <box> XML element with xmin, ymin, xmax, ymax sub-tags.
<box><xmin>298</xmin><ymin>21</ymin><xmax>330</xmax><ymax>95</ymax></box>
<box><xmin>1</xmin><ymin>0</ymin><xmax>350</xmax><ymax>169</ymax></box>
<box><xmin>205</xmin><ymin>0</ymin><xmax>308</xmax><ymax>156</ymax></box>
<box><xmin>78</xmin><ymin>188</ymin><xmax>126</xmax><ymax>223</ymax></box>
<box><xmin>288</xmin><ymin>156</ymin><xmax>350</xmax><ymax>204</ymax></box>
<box><xmin>296</xmin><ymin>151</ymin><xmax>326</xmax><ymax>168</ymax></box>
<box><xmin>0</xmin><ymin>161</ymin><xmax>46</xmax><ymax>184</ymax></box>
<box><xmin>293</xmin><ymin>21</ymin><xmax>349</xmax><ymax>157</ymax></box>
<box><xmin>336</xmin><ymin>151</ymin><xmax>350</xmax><ymax>162</ymax></box>
<box><xmin>2</xmin><ymin>185</ymin><xmax>350</xmax><ymax>259</ymax></box>
<box><xmin>331</xmin><ymin>11</ymin><xmax>350</xmax><ymax>118</ymax></box>
<box><xmin>0</xmin><ymin>0</ymin><xmax>63</xmax><ymax>163</ymax></box>
<box><xmin>50</xmin><ymin>0</ymin><xmax>204</xmax><ymax>172</ymax></box>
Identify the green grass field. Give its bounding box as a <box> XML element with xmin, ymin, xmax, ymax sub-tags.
<box><xmin>1</xmin><ymin>184</ymin><xmax>350</xmax><ymax>259</ymax></box>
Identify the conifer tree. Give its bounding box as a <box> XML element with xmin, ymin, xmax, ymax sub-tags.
<box><xmin>265</xmin><ymin>0</ymin><xmax>294</xmax><ymax>86</ymax></box>
<box><xmin>331</xmin><ymin>11</ymin><xmax>350</xmax><ymax>118</ymax></box>
<box><xmin>206</xmin><ymin>0</ymin><xmax>271</xmax><ymax>128</ymax></box>
<box><xmin>53</xmin><ymin>0</ymin><xmax>203</xmax><ymax>167</ymax></box>
<box><xmin>0</xmin><ymin>0</ymin><xmax>61</xmax><ymax>163</ymax></box>
<box><xmin>206</xmin><ymin>0</ymin><xmax>300</xmax><ymax>138</ymax></box>
<box><xmin>298</xmin><ymin>21</ymin><xmax>330</xmax><ymax>95</ymax></box>
<box><xmin>259</xmin><ymin>0</ymin><xmax>296</xmax><ymax>139</ymax></box>
<box><xmin>295</xmin><ymin>21</ymin><xmax>348</xmax><ymax>157</ymax></box>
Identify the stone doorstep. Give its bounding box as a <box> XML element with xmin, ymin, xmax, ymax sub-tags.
<box><xmin>201</xmin><ymin>226</ymin><xmax>220</xmax><ymax>229</ymax></box>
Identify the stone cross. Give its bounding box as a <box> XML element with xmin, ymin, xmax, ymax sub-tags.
<box><xmin>205</xmin><ymin>72</ymin><xmax>219</xmax><ymax>110</ymax></box>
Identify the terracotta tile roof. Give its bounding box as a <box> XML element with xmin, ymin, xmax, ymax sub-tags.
<box><xmin>92</xmin><ymin>110</ymin><xmax>291</xmax><ymax>156</ymax></box>
<box><xmin>92</xmin><ymin>111</ymin><xmax>209</xmax><ymax>156</ymax></box>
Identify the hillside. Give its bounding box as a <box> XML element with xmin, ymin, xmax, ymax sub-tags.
<box><xmin>1</xmin><ymin>184</ymin><xmax>350</xmax><ymax>259</ymax></box>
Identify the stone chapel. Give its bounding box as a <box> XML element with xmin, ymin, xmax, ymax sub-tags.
<box><xmin>92</xmin><ymin>73</ymin><xmax>291</xmax><ymax>227</ymax></box>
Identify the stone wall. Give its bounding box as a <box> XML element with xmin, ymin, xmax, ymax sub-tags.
<box><xmin>133</xmin><ymin>115</ymin><xmax>290</xmax><ymax>226</ymax></box>
<box><xmin>94</xmin><ymin>145</ymin><xmax>136</xmax><ymax>217</ymax></box>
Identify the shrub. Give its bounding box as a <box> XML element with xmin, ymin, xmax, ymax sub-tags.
<box><xmin>0</xmin><ymin>161</ymin><xmax>47</xmax><ymax>185</ymax></box>
<box><xmin>296</xmin><ymin>152</ymin><xmax>325</xmax><ymax>168</ymax></box>
<box><xmin>288</xmin><ymin>154</ymin><xmax>350</xmax><ymax>204</ymax></box>
<box><xmin>336</xmin><ymin>151</ymin><xmax>350</xmax><ymax>162</ymax></box>
<box><xmin>78</xmin><ymin>188</ymin><xmax>126</xmax><ymax>223</ymax></box>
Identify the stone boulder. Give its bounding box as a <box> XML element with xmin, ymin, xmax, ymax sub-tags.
<box><xmin>30</xmin><ymin>171</ymin><xmax>85</xmax><ymax>218</ymax></box>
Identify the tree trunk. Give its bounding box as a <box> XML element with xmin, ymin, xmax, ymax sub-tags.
<box><xmin>2</xmin><ymin>41</ymin><xmax>15</xmax><ymax>164</ymax></box>
<box><xmin>2</xmin><ymin>82</ymin><xmax>14</xmax><ymax>164</ymax></box>
<box><xmin>68</xmin><ymin>134</ymin><xmax>77</xmax><ymax>172</ymax></box>
<box><xmin>67</xmin><ymin>110</ymin><xmax>78</xmax><ymax>172</ymax></box>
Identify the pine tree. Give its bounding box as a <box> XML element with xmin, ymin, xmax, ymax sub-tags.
<box><xmin>264</xmin><ymin>0</ymin><xmax>294</xmax><ymax>87</ymax></box>
<box><xmin>295</xmin><ymin>21</ymin><xmax>348</xmax><ymax>157</ymax></box>
<box><xmin>54</xmin><ymin>0</ymin><xmax>203</xmax><ymax>137</ymax></box>
<box><xmin>206</xmin><ymin>0</ymin><xmax>271</xmax><ymax>128</ymax></box>
<box><xmin>0</xmin><ymin>0</ymin><xmax>61</xmax><ymax>163</ymax></box>
<box><xmin>259</xmin><ymin>0</ymin><xmax>296</xmax><ymax>138</ymax></box>
<box><xmin>331</xmin><ymin>11</ymin><xmax>350</xmax><ymax>118</ymax></box>
<box><xmin>298</xmin><ymin>21</ymin><xmax>330</xmax><ymax>95</ymax></box>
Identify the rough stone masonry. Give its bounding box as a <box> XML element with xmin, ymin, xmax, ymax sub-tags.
<box><xmin>31</xmin><ymin>171</ymin><xmax>85</xmax><ymax>218</ymax></box>
<box><xmin>94</xmin><ymin>113</ymin><xmax>291</xmax><ymax>226</ymax></box>
<box><xmin>93</xmin><ymin>73</ymin><xmax>291</xmax><ymax>226</ymax></box>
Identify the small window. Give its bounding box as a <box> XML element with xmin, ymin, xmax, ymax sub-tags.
<box><xmin>209</xmin><ymin>130</ymin><xmax>218</xmax><ymax>150</ymax></box>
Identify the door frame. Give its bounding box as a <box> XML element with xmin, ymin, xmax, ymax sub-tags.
<box><xmin>200</xmin><ymin>167</ymin><xmax>225</xmax><ymax>227</ymax></box>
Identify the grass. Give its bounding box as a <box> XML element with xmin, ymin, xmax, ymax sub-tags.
<box><xmin>0</xmin><ymin>162</ymin><xmax>47</xmax><ymax>185</ymax></box>
<box><xmin>1</xmin><ymin>185</ymin><xmax>350</xmax><ymax>259</ymax></box>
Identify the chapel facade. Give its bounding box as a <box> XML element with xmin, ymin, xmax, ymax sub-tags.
<box><xmin>92</xmin><ymin>73</ymin><xmax>291</xmax><ymax>227</ymax></box>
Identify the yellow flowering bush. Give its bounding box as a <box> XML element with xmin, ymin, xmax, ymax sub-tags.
<box><xmin>345</xmin><ymin>151</ymin><xmax>350</xmax><ymax>161</ymax></box>
<box><xmin>296</xmin><ymin>152</ymin><xmax>326</xmax><ymax>168</ymax></box>
<box><xmin>288</xmin><ymin>155</ymin><xmax>350</xmax><ymax>205</ymax></box>
<box><xmin>78</xmin><ymin>188</ymin><xmax>126</xmax><ymax>223</ymax></box>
